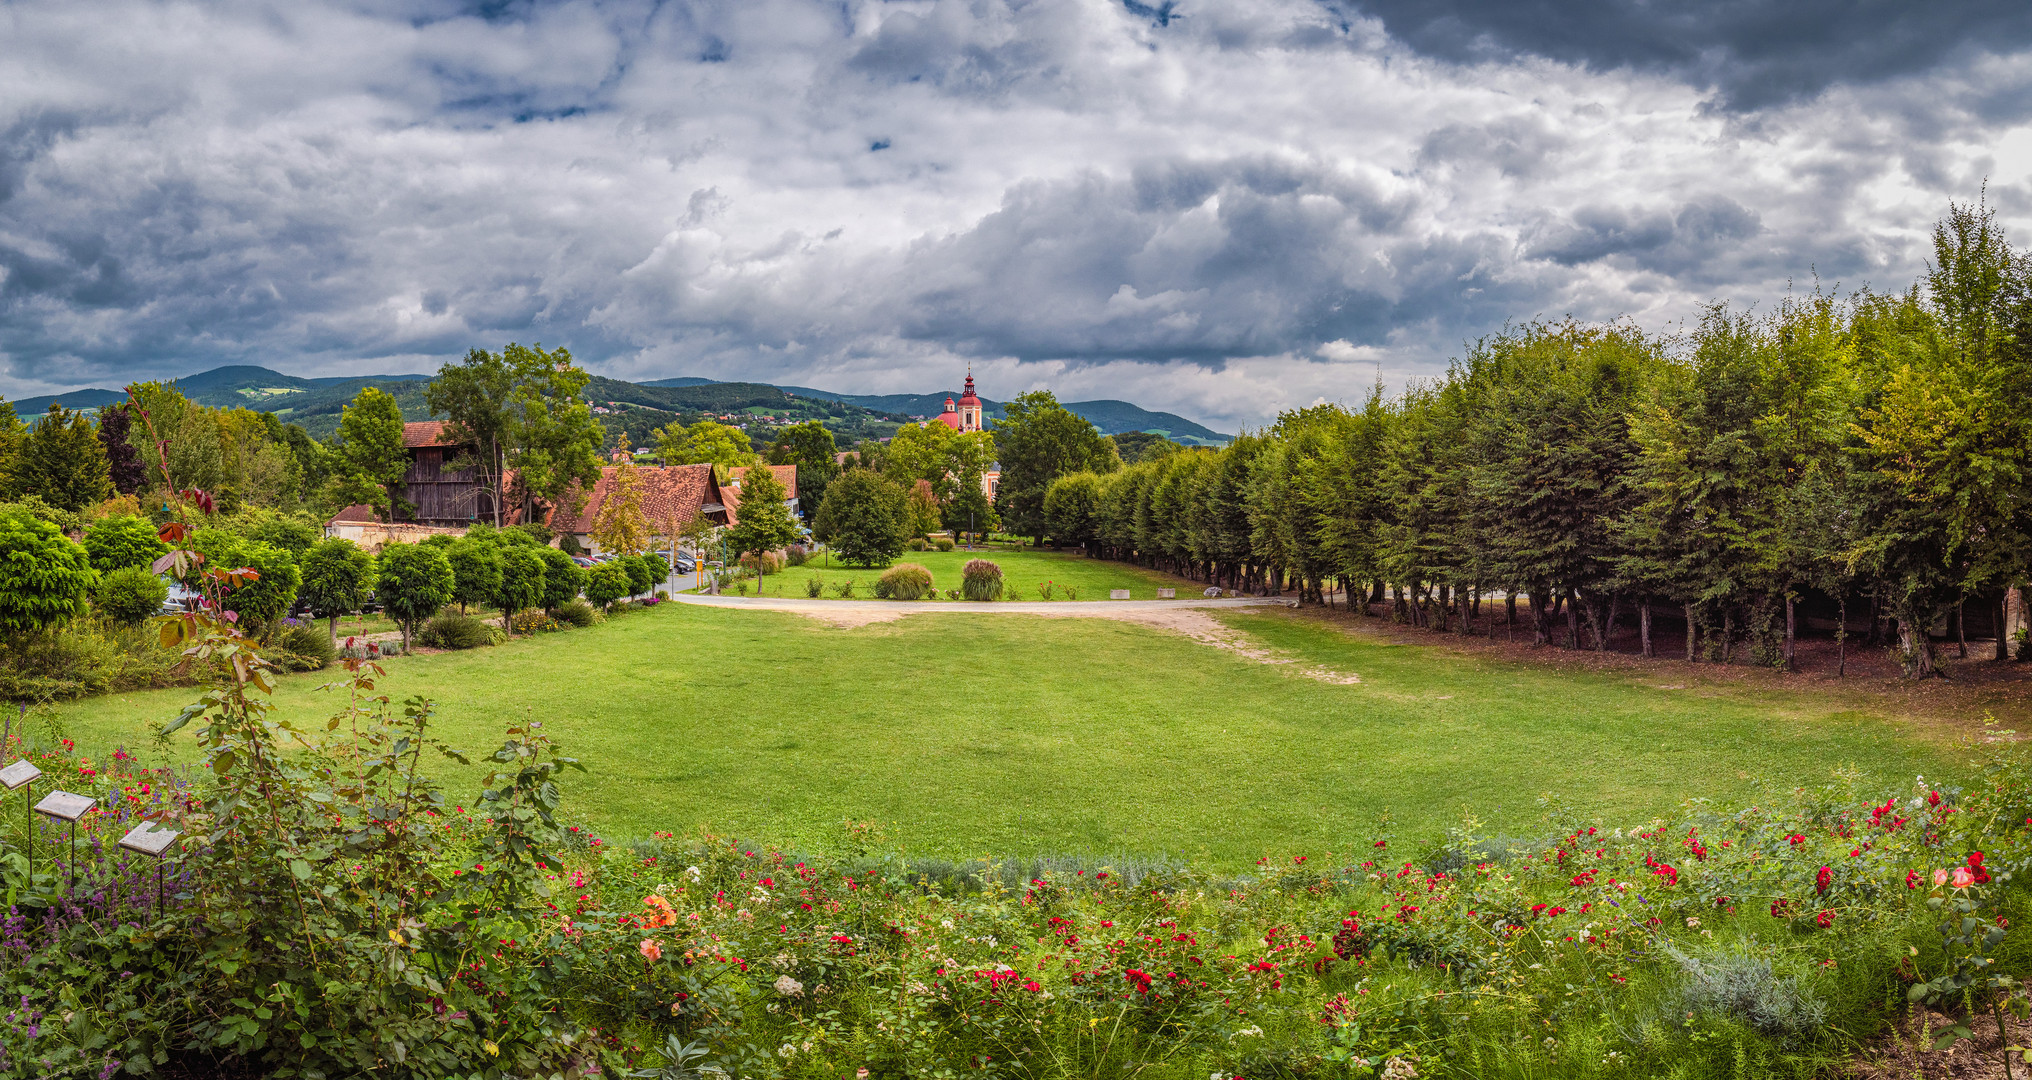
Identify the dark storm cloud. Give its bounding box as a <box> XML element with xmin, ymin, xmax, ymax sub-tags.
<box><xmin>1337</xmin><ymin>0</ymin><xmax>2032</xmax><ymax>112</ymax></box>
<box><xmin>0</xmin><ymin>0</ymin><xmax>2023</xmax><ymax>428</ymax></box>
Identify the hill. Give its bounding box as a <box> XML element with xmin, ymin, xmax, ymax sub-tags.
<box><xmin>6</xmin><ymin>366</ymin><xmax>1232</xmax><ymax>447</ymax></box>
<box><xmin>774</xmin><ymin>386</ymin><xmax>1230</xmax><ymax>445</ymax></box>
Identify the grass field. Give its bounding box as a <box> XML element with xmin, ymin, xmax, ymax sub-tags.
<box><xmin>693</xmin><ymin>544</ymin><xmax>1201</xmax><ymax>601</ymax></box>
<box><xmin>46</xmin><ymin>603</ymin><xmax>1967</xmax><ymax>864</ymax></box>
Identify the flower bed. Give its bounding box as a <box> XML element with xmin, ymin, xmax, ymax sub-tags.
<box><xmin>7</xmin><ymin>687</ymin><xmax>2032</xmax><ymax>1078</ymax></box>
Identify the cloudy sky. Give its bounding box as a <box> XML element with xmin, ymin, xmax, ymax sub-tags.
<box><xmin>3</xmin><ymin>0</ymin><xmax>2029</xmax><ymax>431</ymax></box>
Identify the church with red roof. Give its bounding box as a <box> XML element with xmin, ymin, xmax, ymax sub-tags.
<box><xmin>932</xmin><ymin>371</ymin><xmax>985</xmax><ymax>433</ymax></box>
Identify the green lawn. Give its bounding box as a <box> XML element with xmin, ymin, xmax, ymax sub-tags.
<box><xmin>47</xmin><ymin>604</ymin><xmax>1964</xmax><ymax>865</ymax></box>
<box><xmin>704</xmin><ymin>544</ymin><xmax>1203</xmax><ymax>601</ymax></box>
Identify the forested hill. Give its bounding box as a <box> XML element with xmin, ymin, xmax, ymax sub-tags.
<box><xmin>11</xmin><ymin>366</ymin><xmax>1233</xmax><ymax>447</ymax></box>
<box><xmin>640</xmin><ymin>378</ymin><xmax>1231</xmax><ymax>445</ymax></box>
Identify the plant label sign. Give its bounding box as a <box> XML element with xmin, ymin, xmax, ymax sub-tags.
<box><xmin>118</xmin><ymin>822</ymin><xmax>182</xmax><ymax>858</ymax></box>
<box><xmin>1110</xmin><ymin>589</ymin><xmax>1131</xmax><ymax>600</ymax></box>
<box><xmin>0</xmin><ymin>760</ymin><xmax>40</xmax><ymax>791</ymax></box>
<box><xmin>33</xmin><ymin>790</ymin><xmax>95</xmax><ymax>822</ymax></box>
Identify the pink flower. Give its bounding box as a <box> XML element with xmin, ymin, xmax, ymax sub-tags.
<box><xmin>1951</xmin><ymin>867</ymin><xmax>1976</xmax><ymax>889</ymax></box>
<box><xmin>639</xmin><ymin>939</ymin><xmax>663</xmax><ymax>962</ymax></box>
<box><xmin>1933</xmin><ymin>868</ymin><xmax>1951</xmax><ymax>887</ymax></box>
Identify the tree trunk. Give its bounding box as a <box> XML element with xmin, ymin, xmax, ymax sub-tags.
<box><xmin>1783</xmin><ymin>592</ymin><xmax>1796</xmax><ymax>672</ymax></box>
<box><xmin>1506</xmin><ymin>593</ymin><xmax>1517</xmax><ymax>642</ymax></box>
<box><xmin>1564</xmin><ymin>587</ymin><xmax>1580</xmax><ymax>650</ymax></box>
<box><xmin>1899</xmin><ymin>615</ymin><xmax>1937</xmax><ymax>678</ymax></box>
<box><xmin>1529</xmin><ymin>588</ymin><xmax>1551</xmax><ymax>646</ymax></box>
<box><xmin>1997</xmin><ymin>591</ymin><xmax>2011</xmax><ymax>662</ymax></box>
<box><xmin>493</xmin><ymin>435</ymin><xmax>504</xmax><ymax>528</ymax></box>
<box><xmin>1721</xmin><ymin>610</ymin><xmax>1734</xmax><ymax>664</ymax></box>
<box><xmin>1685</xmin><ymin>601</ymin><xmax>1699</xmax><ymax>662</ymax></box>
<box><xmin>329</xmin><ymin>614</ymin><xmax>340</xmax><ymax>644</ymax></box>
<box><xmin>1836</xmin><ymin>596</ymin><xmax>1847</xmax><ymax>677</ymax></box>
<box><xmin>1957</xmin><ymin>600</ymin><xmax>1968</xmax><ymax>659</ymax></box>
<box><xmin>1640</xmin><ymin>600</ymin><xmax>1652</xmax><ymax>658</ymax></box>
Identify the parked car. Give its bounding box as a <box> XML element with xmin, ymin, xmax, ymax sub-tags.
<box><xmin>161</xmin><ymin>580</ymin><xmax>203</xmax><ymax>614</ymax></box>
<box><xmin>571</xmin><ymin>555</ymin><xmax>597</xmax><ymax>568</ymax></box>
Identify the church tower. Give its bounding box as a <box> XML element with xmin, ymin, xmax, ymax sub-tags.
<box><xmin>957</xmin><ymin>371</ymin><xmax>983</xmax><ymax>432</ymax></box>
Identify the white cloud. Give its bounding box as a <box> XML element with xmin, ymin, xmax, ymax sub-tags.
<box><xmin>0</xmin><ymin>0</ymin><xmax>2027</xmax><ymax>429</ymax></box>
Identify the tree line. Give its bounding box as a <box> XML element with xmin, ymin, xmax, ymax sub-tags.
<box><xmin>1027</xmin><ymin>199</ymin><xmax>2030</xmax><ymax>677</ymax></box>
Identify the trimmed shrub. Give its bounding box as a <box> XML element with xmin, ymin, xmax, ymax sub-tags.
<box><xmin>247</xmin><ymin>516</ymin><xmax>319</xmax><ymax>557</ymax></box>
<box><xmin>419</xmin><ymin>612</ymin><xmax>495</xmax><ymax>649</ymax></box>
<box><xmin>0</xmin><ymin>507</ymin><xmax>96</xmax><ymax>634</ymax></box>
<box><xmin>534</xmin><ymin>546</ymin><xmax>586</xmax><ymax>608</ymax></box>
<box><xmin>961</xmin><ymin>559</ymin><xmax>1004</xmax><ymax>601</ymax></box>
<box><xmin>299</xmin><ymin>538</ymin><xmax>375</xmax><ymax>639</ymax></box>
<box><xmin>492</xmin><ymin>546</ymin><xmax>547</xmax><ymax>625</ymax></box>
<box><xmin>94</xmin><ymin>566</ymin><xmax>168</xmax><ymax>626</ymax></box>
<box><xmin>375</xmin><ymin>542</ymin><xmax>455</xmax><ymax>650</ymax></box>
<box><xmin>878</xmin><ymin>562</ymin><xmax>934</xmax><ymax>601</ymax></box>
<box><xmin>934</xmin><ymin>537</ymin><xmax>956</xmax><ymax>552</ymax></box>
<box><xmin>447</xmin><ymin>536</ymin><xmax>503</xmax><ymax>612</ymax></box>
<box><xmin>83</xmin><ymin>515</ymin><xmax>167</xmax><ymax>574</ymax></box>
<box><xmin>784</xmin><ymin>544</ymin><xmax>809</xmax><ymax>567</ymax></box>
<box><xmin>738</xmin><ymin>551</ymin><xmax>785</xmax><ymax>574</ymax></box>
<box><xmin>278</xmin><ymin>624</ymin><xmax>338</xmax><ymax>671</ymax></box>
<box><xmin>550</xmin><ymin>598</ymin><xmax>598</xmax><ymax>628</ymax></box>
<box><xmin>906</xmin><ymin>537</ymin><xmax>929</xmax><ymax>551</ymax></box>
<box><xmin>585</xmin><ymin>562</ymin><xmax>631</xmax><ymax>608</ymax></box>
<box><xmin>620</xmin><ymin>555</ymin><xmax>655</xmax><ymax>596</ymax></box>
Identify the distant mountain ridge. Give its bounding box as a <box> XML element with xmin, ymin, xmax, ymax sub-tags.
<box><xmin>9</xmin><ymin>366</ymin><xmax>1231</xmax><ymax>446</ymax></box>
<box><xmin>639</xmin><ymin>377</ymin><xmax>1230</xmax><ymax>444</ymax></box>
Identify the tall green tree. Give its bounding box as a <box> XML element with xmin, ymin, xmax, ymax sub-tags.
<box><xmin>16</xmin><ymin>405</ymin><xmax>113</xmax><ymax>512</ymax></box>
<box><xmin>331</xmin><ymin>386</ymin><xmax>410</xmax><ymax>518</ymax></box>
<box><xmin>375</xmin><ymin>542</ymin><xmax>455</xmax><ymax>649</ymax></box>
<box><xmin>992</xmin><ymin>391</ymin><xmax>1119</xmax><ymax>545</ymax></box>
<box><xmin>426</xmin><ymin>347</ymin><xmax>515</xmax><ymax>526</ymax></box>
<box><xmin>728</xmin><ymin>466</ymin><xmax>800</xmax><ymax>581</ymax></box>
<box><xmin>656</xmin><ymin>419</ymin><xmax>757</xmax><ymax>473</ymax></box>
<box><xmin>812</xmin><ymin>470</ymin><xmax>908</xmax><ymax>567</ymax></box>
<box><xmin>500</xmin><ymin>344</ymin><xmax>605</xmax><ymax>524</ymax></box>
<box><xmin>770</xmin><ymin>420</ymin><xmax>840</xmax><ymax>521</ymax></box>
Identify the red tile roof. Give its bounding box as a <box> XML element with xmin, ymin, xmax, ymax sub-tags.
<box><xmin>401</xmin><ymin>421</ymin><xmax>457</xmax><ymax>449</ymax></box>
<box><xmin>546</xmin><ymin>464</ymin><xmax>724</xmax><ymax>535</ymax></box>
<box><xmin>327</xmin><ymin>504</ymin><xmax>380</xmax><ymax>525</ymax></box>
<box><xmin>727</xmin><ymin>464</ymin><xmax>798</xmax><ymax>500</ymax></box>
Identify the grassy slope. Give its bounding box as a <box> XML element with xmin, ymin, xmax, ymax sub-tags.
<box><xmin>49</xmin><ymin>605</ymin><xmax>1961</xmax><ymax>865</ymax></box>
<box><xmin>722</xmin><ymin>546</ymin><xmax>1203</xmax><ymax>600</ymax></box>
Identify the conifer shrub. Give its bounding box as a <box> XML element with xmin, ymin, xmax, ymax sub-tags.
<box><xmin>877</xmin><ymin>562</ymin><xmax>933</xmax><ymax>600</ymax></box>
<box><xmin>961</xmin><ymin>558</ymin><xmax>1004</xmax><ymax>601</ymax></box>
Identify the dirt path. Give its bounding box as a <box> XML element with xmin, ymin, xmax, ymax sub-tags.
<box><xmin>667</xmin><ymin>593</ymin><xmax>1363</xmax><ymax>684</ymax></box>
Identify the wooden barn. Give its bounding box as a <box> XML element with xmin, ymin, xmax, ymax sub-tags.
<box><xmin>395</xmin><ymin>421</ymin><xmax>501</xmax><ymax>527</ymax></box>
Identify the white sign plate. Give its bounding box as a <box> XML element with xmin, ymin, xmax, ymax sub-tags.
<box><xmin>0</xmin><ymin>759</ymin><xmax>40</xmax><ymax>790</ymax></box>
<box><xmin>118</xmin><ymin>822</ymin><xmax>182</xmax><ymax>857</ymax></box>
<box><xmin>33</xmin><ymin>790</ymin><xmax>95</xmax><ymax>822</ymax></box>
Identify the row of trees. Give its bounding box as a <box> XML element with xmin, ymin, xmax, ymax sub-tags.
<box><xmin>1033</xmin><ymin>200</ymin><xmax>2029</xmax><ymax>676</ymax></box>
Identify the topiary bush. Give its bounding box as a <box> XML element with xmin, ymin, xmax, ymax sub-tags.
<box><xmin>620</xmin><ymin>554</ymin><xmax>655</xmax><ymax>597</ymax></box>
<box><xmin>419</xmin><ymin>612</ymin><xmax>495</xmax><ymax>650</ymax></box>
<box><xmin>585</xmin><ymin>562</ymin><xmax>631</xmax><ymax>609</ymax></box>
<box><xmin>535</xmin><ymin>546</ymin><xmax>587</xmax><ymax>609</ymax></box>
<box><xmin>934</xmin><ymin>537</ymin><xmax>956</xmax><ymax>552</ymax></box>
<box><xmin>94</xmin><ymin>565</ymin><xmax>168</xmax><ymax>626</ymax></box>
<box><xmin>375</xmin><ymin>542</ymin><xmax>455</xmax><ymax>650</ymax></box>
<box><xmin>0</xmin><ymin>506</ymin><xmax>97</xmax><ymax>635</ymax></box>
<box><xmin>83</xmin><ymin>514</ymin><xmax>168</xmax><ymax>574</ymax></box>
<box><xmin>961</xmin><ymin>559</ymin><xmax>1003</xmax><ymax>601</ymax></box>
<box><xmin>877</xmin><ymin>562</ymin><xmax>934</xmax><ymax>600</ymax></box>
<box><xmin>550</xmin><ymin>598</ymin><xmax>598</xmax><ymax>628</ymax></box>
<box><xmin>906</xmin><ymin>537</ymin><xmax>929</xmax><ymax>551</ymax></box>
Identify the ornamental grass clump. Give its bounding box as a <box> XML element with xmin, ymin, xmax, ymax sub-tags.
<box><xmin>419</xmin><ymin>611</ymin><xmax>495</xmax><ymax>649</ymax></box>
<box><xmin>961</xmin><ymin>558</ymin><xmax>1003</xmax><ymax>601</ymax></box>
<box><xmin>875</xmin><ymin>562</ymin><xmax>933</xmax><ymax>600</ymax></box>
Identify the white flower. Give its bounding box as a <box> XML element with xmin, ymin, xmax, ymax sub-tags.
<box><xmin>777</xmin><ymin>1043</ymin><xmax>797</xmax><ymax>1059</ymax></box>
<box><xmin>1233</xmin><ymin>1025</ymin><xmax>1264</xmax><ymax>1038</ymax></box>
<box><xmin>773</xmin><ymin>974</ymin><xmax>804</xmax><ymax>997</ymax></box>
<box><xmin>686</xmin><ymin>865</ymin><xmax>703</xmax><ymax>880</ymax></box>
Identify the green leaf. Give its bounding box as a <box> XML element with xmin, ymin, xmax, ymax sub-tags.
<box><xmin>289</xmin><ymin>859</ymin><xmax>314</xmax><ymax>881</ymax></box>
